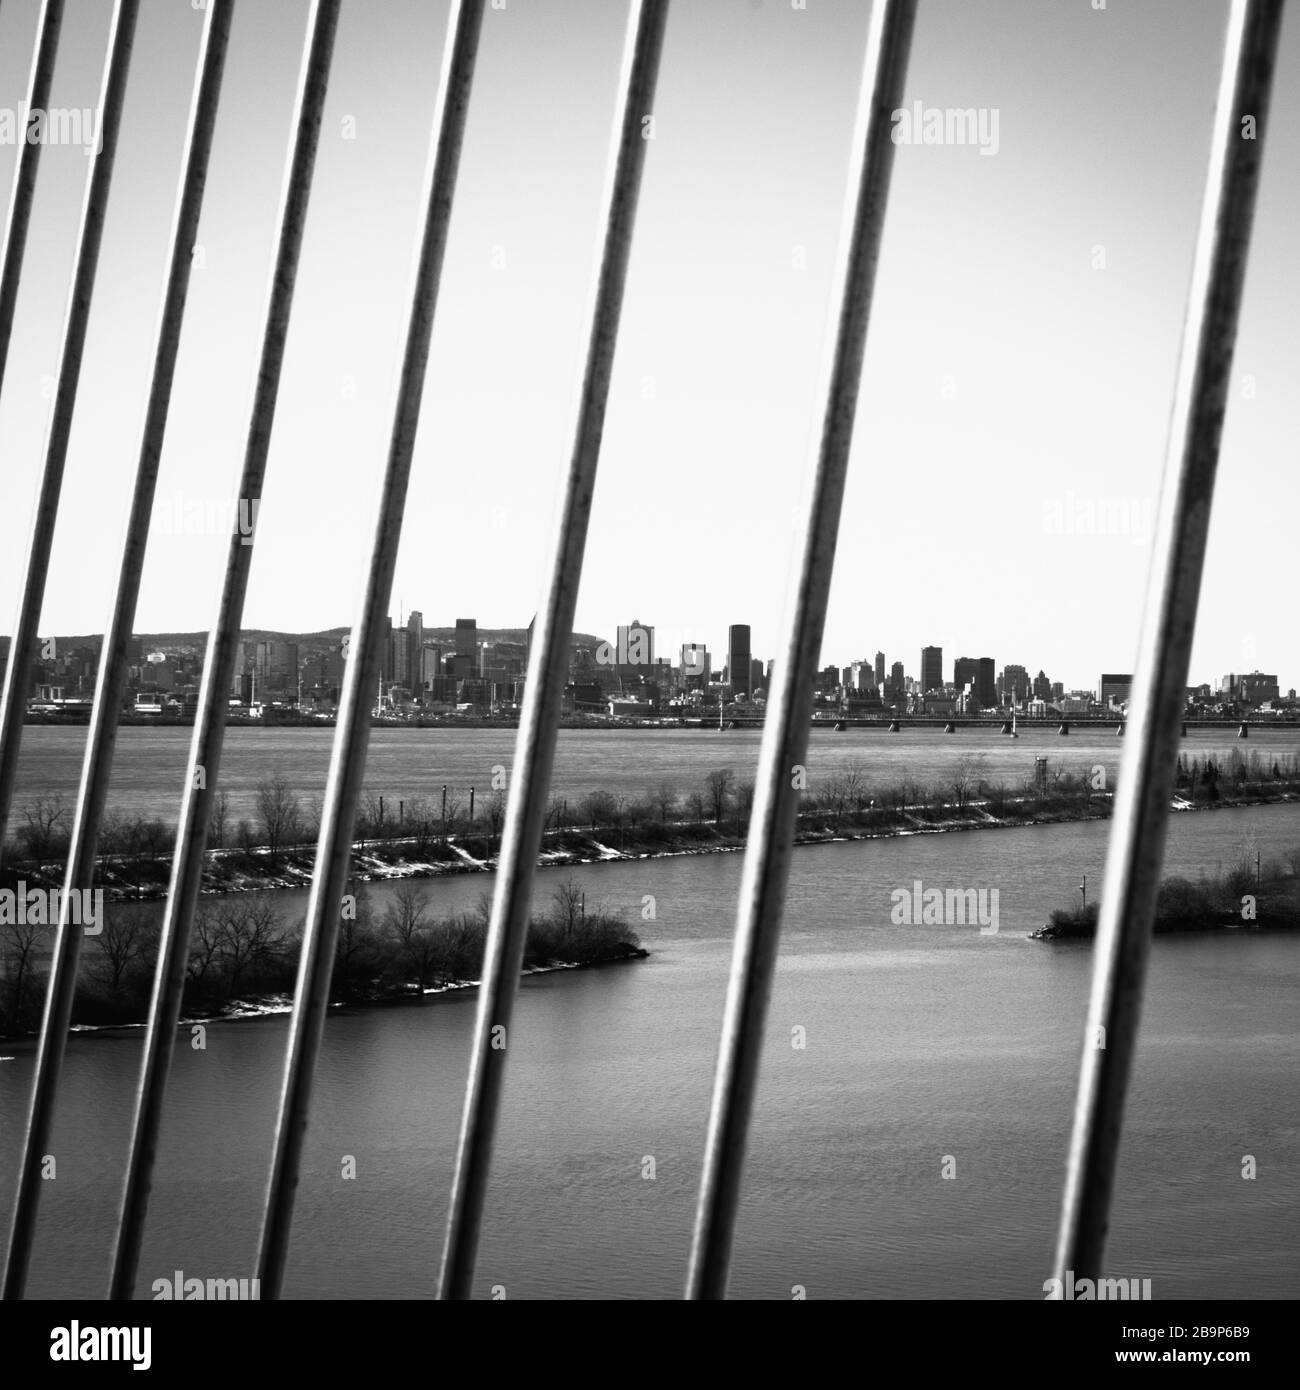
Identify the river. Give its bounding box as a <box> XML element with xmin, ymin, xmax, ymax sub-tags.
<box><xmin>10</xmin><ymin>723</ymin><xmax>1300</xmax><ymax>828</ymax></box>
<box><xmin>1</xmin><ymin>782</ymin><xmax>1297</xmax><ymax>1300</ymax></box>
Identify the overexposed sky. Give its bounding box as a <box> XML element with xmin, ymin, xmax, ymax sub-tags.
<box><xmin>0</xmin><ymin>0</ymin><xmax>1296</xmax><ymax>693</ymax></box>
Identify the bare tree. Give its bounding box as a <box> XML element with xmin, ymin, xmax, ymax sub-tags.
<box><xmin>188</xmin><ymin>905</ymin><xmax>224</xmax><ymax>992</ymax></box>
<box><xmin>1</xmin><ymin>917</ymin><xmax>49</xmax><ymax>1034</ymax></box>
<box><xmin>580</xmin><ymin>789</ymin><xmax>617</xmax><ymax>832</ymax></box>
<box><xmin>206</xmin><ymin>788</ymin><xmax>230</xmax><ymax>850</ymax></box>
<box><xmin>550</xmin><ymin>877</ymin><xmax>584</xmax><ymax>940</ymax></box>
<box><xmin>256</xmin><ymin>776</ymin><xmax>302</xmax><ymax>861</ymax></box>
<box><xmin>733</xmin><ymin>780</ymin><xmax>756</xmax><ymax>833</ymax></box>
<box><xmin>705</xmin><ymin>768</ymin><xmax>733</xmax><ymax>825</ymax></box>
<box><xmin>93</xmin><ymin>908</ymin><xmax>153</xmax><ymax>996</ymax></box>
<box><xmin>333</xmin><ymin>881</ymin><xmax>377</xmax><ymax>999</ymax></box>
<box><xmin>216</xmin><ymin>900</ymin><xmax>285</xmax><ymax>996</ymax></box>
<box><xmin>652</xmin><ymin>780</ymin><xmax>676</xmax><ymax>825</ymax></box>
<box><xmin>16</xmin><ymin>794</ymin><xmax>69</xmax><ymax>865</ymax></box>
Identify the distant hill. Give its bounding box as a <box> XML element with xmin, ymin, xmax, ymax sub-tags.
<box><xmin>4</xmin><ymin>627</ymin><xmax>610</xmax><ymax>655</ymax></box>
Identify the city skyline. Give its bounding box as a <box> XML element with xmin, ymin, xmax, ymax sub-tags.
<box><xmin>10</xmin><ymin>607</ymin><xmax>1295</xmax><ymax>707</ymax></box>
<box><xmin>0</xmin><ymin>1</ymin><xmax>1295</xmax><ymax>693</ymax></box>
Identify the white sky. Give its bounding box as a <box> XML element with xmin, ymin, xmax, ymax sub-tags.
<box><xmin>0</xmin><ymin>0</ymin><xmax>1296</xmax><ymax>693</ymax></box>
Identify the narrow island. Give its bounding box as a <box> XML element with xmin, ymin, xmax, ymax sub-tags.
<box><xmin>1033</xmin><ymin>848</ymin><xmax>1300</xmax><ymax>939</ymax></box>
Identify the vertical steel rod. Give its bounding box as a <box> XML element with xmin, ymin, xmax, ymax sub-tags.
<box><xmin>438</xmin><ymin>0</ymin><xmax>670</xmax><ymax>1301</ymax></box>
<box><xmin>1051</xmin><ymin>0</ymin><xmax>1282</xmax><ymax>1290</ymax></box>
<box><xmin>103</xmin><ymin>0</ymin><xmax>340</xmax><ymax>1302</ymax></box>
<box><xmin>256</xmin><ymin>0</ymin><xmax>485</xmax><ymax>1301</ymax></box>
<box><xmin>0</xmin><ymin>0</ymin><xmax>65</xmax><ymax>398</ymax></box>
<box><xmin>685</xmin><ymin>0</ymin><xmax>915</xmax><ymax>1300</ymax></box>
<box><xmin>0</xmin><ymin>0</ymin><xmax>138</xmax><ymax>858</ymax></box>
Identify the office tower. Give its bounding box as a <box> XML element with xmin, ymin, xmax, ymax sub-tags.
<box><xmin>680</xmin><ymin>643</ymin><xmax>710</xmax><ymax>688</ymax></box>
<box><xmin>874</xmin><ymin>651</ymin><xmax>885</xmax><ymax>686</ymax></box>
<box><xmin>455</xmin><ymin>618</ymin><xmax>476</xmax><ymax>659</ymax></box>
<box><xmin>889</xmin><ymin>661</ymin><xmax>904</xmax><ymax>697</ymax></box>
<box><xmin>616</xmin><ymin>618</ymin><xmax>654</xmax><ymax>671</ymax></box>
<box><xmin>921</xmin><ymin>646</ymin><xmax>943</xmax><ymax>694</ymax></box>
<box><xmin>955</xmin><ymin>656</ymin><xmax>996</xmax><ymax>708</ymax></box>
<box><xmin>728</xmin><ymin>624</ymin><xmax>752</xmax><ymax>698</ymax></box>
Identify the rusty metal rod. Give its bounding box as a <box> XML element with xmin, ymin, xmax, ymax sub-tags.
<box><xmin>256</xmin><ymin>0</ymin><xmax>485</xmax><ymax>1301</ymax></box>
<box><xmin>685</xmin><ymin>0</ymin><xmax>916</xmax><ymax>1300</ymax></box>
<box><xmin>438</xmin><ymin>0</ymin><xmax>670</xmax><ymax>1301</ymax></box>
<box><xmin>1</xmin><ymin>0</ymin><xmax>142</xmax><ymax>1300</ymax></box>
<box><xmin>0</xmin><ymin>0</ymin><xmax>65</xmax><ymax>398</ymax></box>
<box><xmin>0</xmin><ymin>0</ymin><xmax>137</xmax><ymax>859</ymax></box>
<box><xmin>104</xmin><ymin>0</ymin><xmax>341</xmax><ymax>1302</ymax></box>
<box><xmin>1050</xmin><ymin>0</ymin><xmax>1283</xmax><ymax>1291</ymax></box>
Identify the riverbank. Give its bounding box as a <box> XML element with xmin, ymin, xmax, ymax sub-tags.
<box><xmin>9</xmin><ymin>784</ymin><xmax>1300</xmax><ymax>905</ymax></box>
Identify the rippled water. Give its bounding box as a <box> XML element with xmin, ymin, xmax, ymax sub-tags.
<box><xmin>2</xmin><ymin>802</ymin><xmax>1297</xmax><ymax>1300</ymax></box>
<box><xmin>11</xmin><ymin>724</ymin><xmax>1300</xmax><ymax>829</ymax></box>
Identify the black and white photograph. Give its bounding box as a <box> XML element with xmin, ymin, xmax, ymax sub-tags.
<box><xmin>0</xmin><ymin>0</ymin><xmax>1295</xmax><ymax>1355</ymax></box>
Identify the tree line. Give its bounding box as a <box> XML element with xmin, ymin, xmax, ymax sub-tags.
<box><xmin>0</xmin><ymin>877</ymin><xmax>639</xmax><ymax>1038</ymax></box>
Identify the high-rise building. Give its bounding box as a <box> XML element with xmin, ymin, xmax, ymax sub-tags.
<box><xmin>889</xmin><ymin>661</ymin><xmax>904</xmax><ymax>698</ymax></box>
<box><xmin>455</xmin><ymin>618</ymin><xmax>476</xmax><ymax>660</ymax></box>
<box><xmin>390</xmin><ymin>627</ymin><xmax>411</xmax><ymax>687</ymax></box>
<box><xmin>420</xmin><ymin>645</ymin><xmax>443</xmax><ymax>687</ymax></box>
<box><xmin>1032</xmin><ymin>669</ymin><xmax>1052</xmax><ymax>701</ymax></box>
<box><xmin>921</xmin><ymin>646</ymin><xmax>943</xmax><ymax>694</ymax></box>
<box><xmin>1000</xmin><ymin>664</ymin><xmax>1030</xmax><ymax>704</ymax></box>
<box><xmin>616</xmin><ymin>619</ymin><xmax>655</xmax><ymax>673</ymax></box>
<box><xmin>407</xmin><ymin>609</ymin><xmax>423</xmax><ymax>661</ymax></box>
<box><xmin>1098</xmin><ymin>673</ymin><xmax>1133</xmax><ymax>707</ymax></box>
<box><xmin>954</xmin><ymin>656</ymin><xmax>996</xmax><ymax>709</ymax></box>
<box><xmin>728</xmin><ymin>625</ymin><xmax>752</xmax><ymax>698</ymax></box>
<box><xmin>874</xmin><ymin>652</ymin><xmax>885</xmax><ymax>686</ymax></box>
<box><xmin>680</xmin><ymin>643</ymin><xmax>710</xmax><ymax>688</ymax></box>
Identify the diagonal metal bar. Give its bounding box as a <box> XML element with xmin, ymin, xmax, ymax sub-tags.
<box><xmin>0</xmin><ymin>0</ymin><xmax>138</xmax><ymax>861</ymax></box>
<box><xmin>437</xmin><ymin>0</ymin><xmax>670</xmax><ymax>1302</ymax></box>
<box><xmin>1050</xmin><ymin>0</ymin><xmax>1283</xmax><ymax>1292</ymax></box>
<box><xmin>0</xmin><ymin>0</ymin><xmax>66</xmax><ymax>399</ymax></box>
<box><xmin>255</xmin><ymin>0</ymin><xmax>485</xmax><ymax>1302</ymax></box>
<box><xmin>1</xmin><ymin>0</ymin><xmax>141</xmax><ymax>1300</ymax></box>
<box><xmin>685</xmin><ymin>0</ymin><xmax>916</xmax><ymax>1300</ymax></box>
<box><xmin>72</xmin><ymin>0</ymin><xmax>235</xmax><ymax>1303</ymax></box>
<box><xmin>102</xmin><ymin>0</ymin><xmax>341</xmax><ymax>1302</ymax></box>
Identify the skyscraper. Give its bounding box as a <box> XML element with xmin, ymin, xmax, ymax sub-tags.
<box><xmin>616</xmin><ymin>619</ymin><xmax>654</xmax><ymax>672</ymax></box>
<box><xmin>889</xmin><ymin>661</ymin><xmax>904</xmax><ymax>698</ymax></box>
<box><xmin>680</xmin><ymin>643</ymin><xmax>710</xmax><ymax>688</ymax></box>
<box><xmin>455</xmin><ymin>618</ymin><xmax>476</xmax><ymax>660</ymax></box>
<box><xmin>728</xmin><ymin>624</ymin><xmax>752</xmax><ymax>698</ymax></box>
<box><xmin>921</xmin><ymin>646</ymin><xmax>943</xmax><ymax>694</ymax></box>
<box><xmin>955</xmin><ymin>656</ymin><xmax>996</xmax><ymax>709</ymax></box>
<box><xmin>874</xmin><ymin>651</ymin><xmax>885</xmax><ymax>686</ymax></box>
